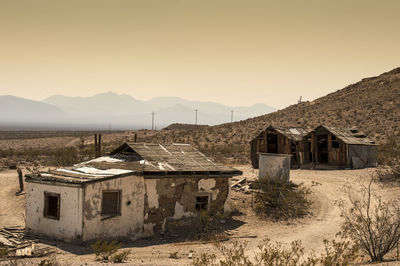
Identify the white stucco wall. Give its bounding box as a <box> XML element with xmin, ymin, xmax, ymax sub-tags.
<box><xmin>82</xmin><ymin>175</ymin><xmax>145</xmax><ymax>241</ymax></box>
<box><xmin>25</xmin><ymin>182</ymin><xmax>83</xmax><ymax>241</ymax></box>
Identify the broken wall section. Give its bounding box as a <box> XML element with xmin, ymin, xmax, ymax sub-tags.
<box><xmin>143</xmin><ymin>176</ymin><xmax>230</xmax><ymax>237</ymax></box>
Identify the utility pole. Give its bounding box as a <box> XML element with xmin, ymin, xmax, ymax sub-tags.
<box><xmin>298</xmin><ymin>96</ymin><xmax>302</xmax><ymax>104</ymax></box>
<box><xmin>231</xmin><ymin>110</ymin><xmax>234</xmax><ymax>123</ymax></box>
<box><xmin>151</xmin><ymin>111</ymin><xmax>155</xmax><ymax>130</ymax></box>
<box><xmin>195</xmin><ymin>109</ymin><xmax>198</xmax><ymax>125</ymax></box>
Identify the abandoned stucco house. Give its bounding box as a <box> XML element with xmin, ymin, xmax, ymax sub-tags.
<box><xmin>251</xmin><ymin>125</ymin><xmax>378</xmax><ymax>169</ymax></box>
<box><xmin>25</xmin><ymin>143</ymin><xmax>241</xmax><ymax>242</ymax></box>
<box><xmin>301</xmin><ymin>125</ymin><xmax>378</xmax><ymax>169</ymax></box>
<box><xmin>250</xmin><ymin>126</ymin><xmax>310</xmax><ymax>169</ymax></box>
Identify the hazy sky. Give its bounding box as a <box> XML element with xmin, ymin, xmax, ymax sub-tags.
<box><xmin>0</xmin><ymin>0</ymin><xmax>399</xmax><ymax>109</ymax></box>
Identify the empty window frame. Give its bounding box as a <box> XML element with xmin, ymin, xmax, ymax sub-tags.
<box><xmin>195</xmin><ymin>195</ymin><xmax>209</xmax><ymax>211</ymax></box>
<box><xmin>101</xmin><ymin>190</ymin><xmax>121</xmax><ymax>216</ymax></box>
<box><xmin>44</xmin><ymin>192</ymin><xmax>60</xmax><ymax>220</ymax></box>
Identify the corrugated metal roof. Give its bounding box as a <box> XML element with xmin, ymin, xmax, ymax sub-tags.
<box><xmin>314</xmin><ymin>126</ymin><xmax>376</xmax><ymax>145</ymax></box>
<box><xmin>251</xmin><ymin>126</ymin><xmax>310</xmax><ymax>142</ymax></box>
<box><xmin>271</xmin><ymin>126</ymin><xmax>311</xmax><ymax>141</ymax></box>
<box><xmin>26</xmin><ymin>143</ymin><xmax>242</xmax><ymax>185</ymax></box>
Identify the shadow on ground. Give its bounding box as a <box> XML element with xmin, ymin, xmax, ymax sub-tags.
<box><xmin>25</xmin><ymin>216</ymin><xmax>246</xmax><ymax>256</ymax></box>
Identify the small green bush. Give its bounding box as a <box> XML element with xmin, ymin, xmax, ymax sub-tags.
<box><xmin>0</xmin><ymin>247</ymin><xmax>8</xmax><ymax>257</ymax></box>
<box><xmin>192</xmin><ymin>238</ymin><xmax>359</xmax><ymax>266</ymax></box>
<box><xmin>91</xmin><ymin>240</ymin><xmax>122</xmax><ymax>261</ymax></box>
<box><xmin>111</xmin><ymin>250</ymin><xmax>131</xmax><ymax>263</ymax></box>
<box><xmin>169</xmin><ymin>251</ymin><xmax>179</xmax><ymax>259</ymax></box>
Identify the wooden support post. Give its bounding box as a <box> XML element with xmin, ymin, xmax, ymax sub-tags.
<box><xmin>327</xmin><ymin>133</ymin><xmax>332</xmax><ymax>164</ymax></box>
<box><xmin>263</xmin><ymin>131</ymin><xmax>267</xmax><ymax>153</ymax></box>
<box><xmin>311</xmin><ymin>132</ymin><xmax>317</xmax><ymax>168</ymax></box>
<box><xmin>98</xmin><ymin>134</ymin><xmax>102</xmax><ymax>157</ymax></box>
<box><xmin>94</xmin><ymin>134</ymin><xmax>98</xmax><ymax>157</ymax></box>
<box><xmin>17</xmin><ymin>167</ymin><xmax>23</xmax><ymax>193</ymax></box>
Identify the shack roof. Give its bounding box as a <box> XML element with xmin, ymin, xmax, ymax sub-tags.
<box><xmin>310</xmin><ymin>125</ymin><xmax>376</xmax><ymax>145</ymax></box>
<box><xmin>251</xmin><ymin>125</ymin><xmax>310</xmax><ymax>142</ymax></box>
<box><xmin>26</xmin><ymin>143</ymin><xmax>242</xmax><ymax>185</ymax></box>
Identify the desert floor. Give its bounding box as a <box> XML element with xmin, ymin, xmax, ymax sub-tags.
<box><xmin>1</xmin><ymin>165</ymin><xmax>400</xmax><ymax>265</ymax></box>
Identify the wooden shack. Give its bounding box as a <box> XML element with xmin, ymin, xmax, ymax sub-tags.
<box><xmin>302</xmin><ymin>125</ymin><xmax>378</xmax><ymax>169</ymax></box>
<box><xmin>250</xmin><ymin>126</ymin><xmax>310</xmax><ymax>169</ymax></box>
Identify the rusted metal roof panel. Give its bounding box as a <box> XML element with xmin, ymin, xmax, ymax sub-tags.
<box><xmin>25</xmin><ymin>143</ymin><xmax>242</xmax><ymax>185</ymax></box>
<box><xmin>271</xmin><ymin>126</ymin><xmax>311</xmax><ymax>141</ymax></box>
<box><xmin>313</xmin><ymin>126</ymin><xmax>376</xmax><ymax>145</ymax></box>
<box><xmin>250</xmin><ymin>125</ymin><xmax>311</xmax><ymax>142</ymax></box>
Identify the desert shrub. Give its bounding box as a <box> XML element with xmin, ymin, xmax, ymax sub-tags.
<box><xmin>253</xmin><ymin>179</ymin><xmax>312</xmax><ymax>220</ymax></box>
<box><xmin>111</xmin><ymin>250</ymin><xmax>131</xmax><ymax>263</ymax></box>
<box><xmin>0</xmin><ymin>146</ymin><xmax>80</xmax><ymax>166</ymax></box>
<box><xmin>193</xmin><ymin>253</ymin><xmax>217</xmax><ymax>266</ymax></box>
<box><xmin>91</xmin><ymin>240</ymin><xmax>122</xmax><ymax>261</ymax></box>
<box><xmin>337</xmin><ymin>176</ymin><xmax>400</xmax><ymax>262</ymax></box>
<box><xmin>199</xmin><ymin>209</ymin><xmax>212</xmax><ymax>230</ymax></box>
<box><xmin>192</xmin><ymin>238</ymin><xmax>358</xmax><ymax>266</ymax></box>
<box><xmin>192</xmin><ymin>241</ymin><xmax>252</xmax><ymax>266</ymax></box>
<box><xmin>52</xmin><ymin>147</ymin><xmax>79</xmax><ymax>166</ymax></box>
<box><xmin>168</xmin><ymin>251</ymin><xmax>179</xmax><ymax>259</ymax></box>
<box><xmin>0</xmin><ymin>247</ymin><xmax>8</xmax><ymax>257</ymax></box>
<box><xmin>38</xmin><ymin>256</ymin><xmax>61</xmax><ymax>266</ymax></box>
<box><xmin>255</xmin><ymin>239</ymin><xmax>317</xmax><ymax>266</ymax></box>
<box><xmin>378</xmin><ymin>136</ymin><xmax>400</xmax><ymax>180</ymax></box>
<box><xmin>318</xmin><ymin>239</ymin><xmax>359</xmax><ymax>266</ymax></box>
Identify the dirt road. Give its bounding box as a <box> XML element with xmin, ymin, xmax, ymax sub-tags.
<box><xmin>1</xmin><ymin>166</ymin><xmax>399</xmax><ymax>265</ymax></box>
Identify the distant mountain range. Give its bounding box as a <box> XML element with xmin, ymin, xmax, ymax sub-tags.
<box><xmin>0</xmin><ymin>92</ymin><xmax>275</xmax><ymax>129</ymax></box>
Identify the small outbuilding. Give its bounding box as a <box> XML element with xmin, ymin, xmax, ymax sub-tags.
<box><xmin>301</xmin><ymin>125</ymin><xmax>378</xmax><ymax>169</ymax></box>
<box><xmin>25</xmin><ymin>143</ymin><xmax>241</xmax><ymax>242</ymax></box>
<box><xmin>250</xmin><ymin>126</ymin><xmax>310</xmax><ymax>169</ymax></box>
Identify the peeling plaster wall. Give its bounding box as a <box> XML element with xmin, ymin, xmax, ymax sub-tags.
<box><xmin>82</xmin><ymin>175</ymin><xmax>145</xmax><ymax>241</ymax></box>
<box><xmin>143</xmin><ymin>176</ymin><xmax>230</xmax><ymax>236</ymax></box>
<box><xmin>223</xmin><ymin>179</ymin><xmax>232</xmax><ymax>214</ymax></box>
<box><xmin>26</xmin><ymin>175</ymin><xmax>232</xmax><ymax>242</ymax></box>
<box><xmin>25</xmin><ymin>182</ymin><xmax>83</xmax><ymax>241</ymax></box>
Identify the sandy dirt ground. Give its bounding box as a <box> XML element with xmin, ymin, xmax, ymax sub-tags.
<box><xmin>1</xmin><ymin>165</ymin><xmax>400</xmax><ymax>265</ymax></box>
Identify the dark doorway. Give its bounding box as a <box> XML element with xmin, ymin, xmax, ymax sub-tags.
<box><xmin>267</xmin><ymin>134</ymin><xmax>278</xmax><ymax>153</ymax></box>
<box><xmin>317</xmin><ymin>134</ymin><xmax>329</xmax><ymax>163</ymax></box>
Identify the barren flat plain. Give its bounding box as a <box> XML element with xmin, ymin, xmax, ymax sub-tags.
<box><xmin>1</xmin><ymin>164</ymin><xmax>400</xmax><ymax>265</ymax></box>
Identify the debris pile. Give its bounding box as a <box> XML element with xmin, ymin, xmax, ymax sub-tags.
<box><xmin>231</xmin><ymin>178</ymin><xmax>251</xmax><ymax>194</ymax></box>
<box><xmin>0</xmin><ymin>227</ymin><xmax>53</xmax><ymax>259</ymax></box>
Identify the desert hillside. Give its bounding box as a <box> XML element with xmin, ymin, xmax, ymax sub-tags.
<box><xmin>139</xmin><ymin>68</ymin><xmax>400</xmax><ymax>163</ymax></box>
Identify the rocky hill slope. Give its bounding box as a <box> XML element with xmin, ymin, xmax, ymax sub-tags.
<box><xmin>138</xmin><ymin>68</ymin><xmax>400</xmax><ymax>163</ymax></box>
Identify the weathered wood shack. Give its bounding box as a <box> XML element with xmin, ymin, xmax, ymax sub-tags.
<box><xmin>25</xmin><ymin>143</ymin><xmax>241</xmax><ymax>242</ymax></box>
<box><xmin>301</xmin><ymin>125</ymin><xmax>378</xmax><ymax>168</ymax></box>
<box><xmin>250</xmin><ymin>126</ymin><xmax>310</xmax><ymax>168</ymax></box>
